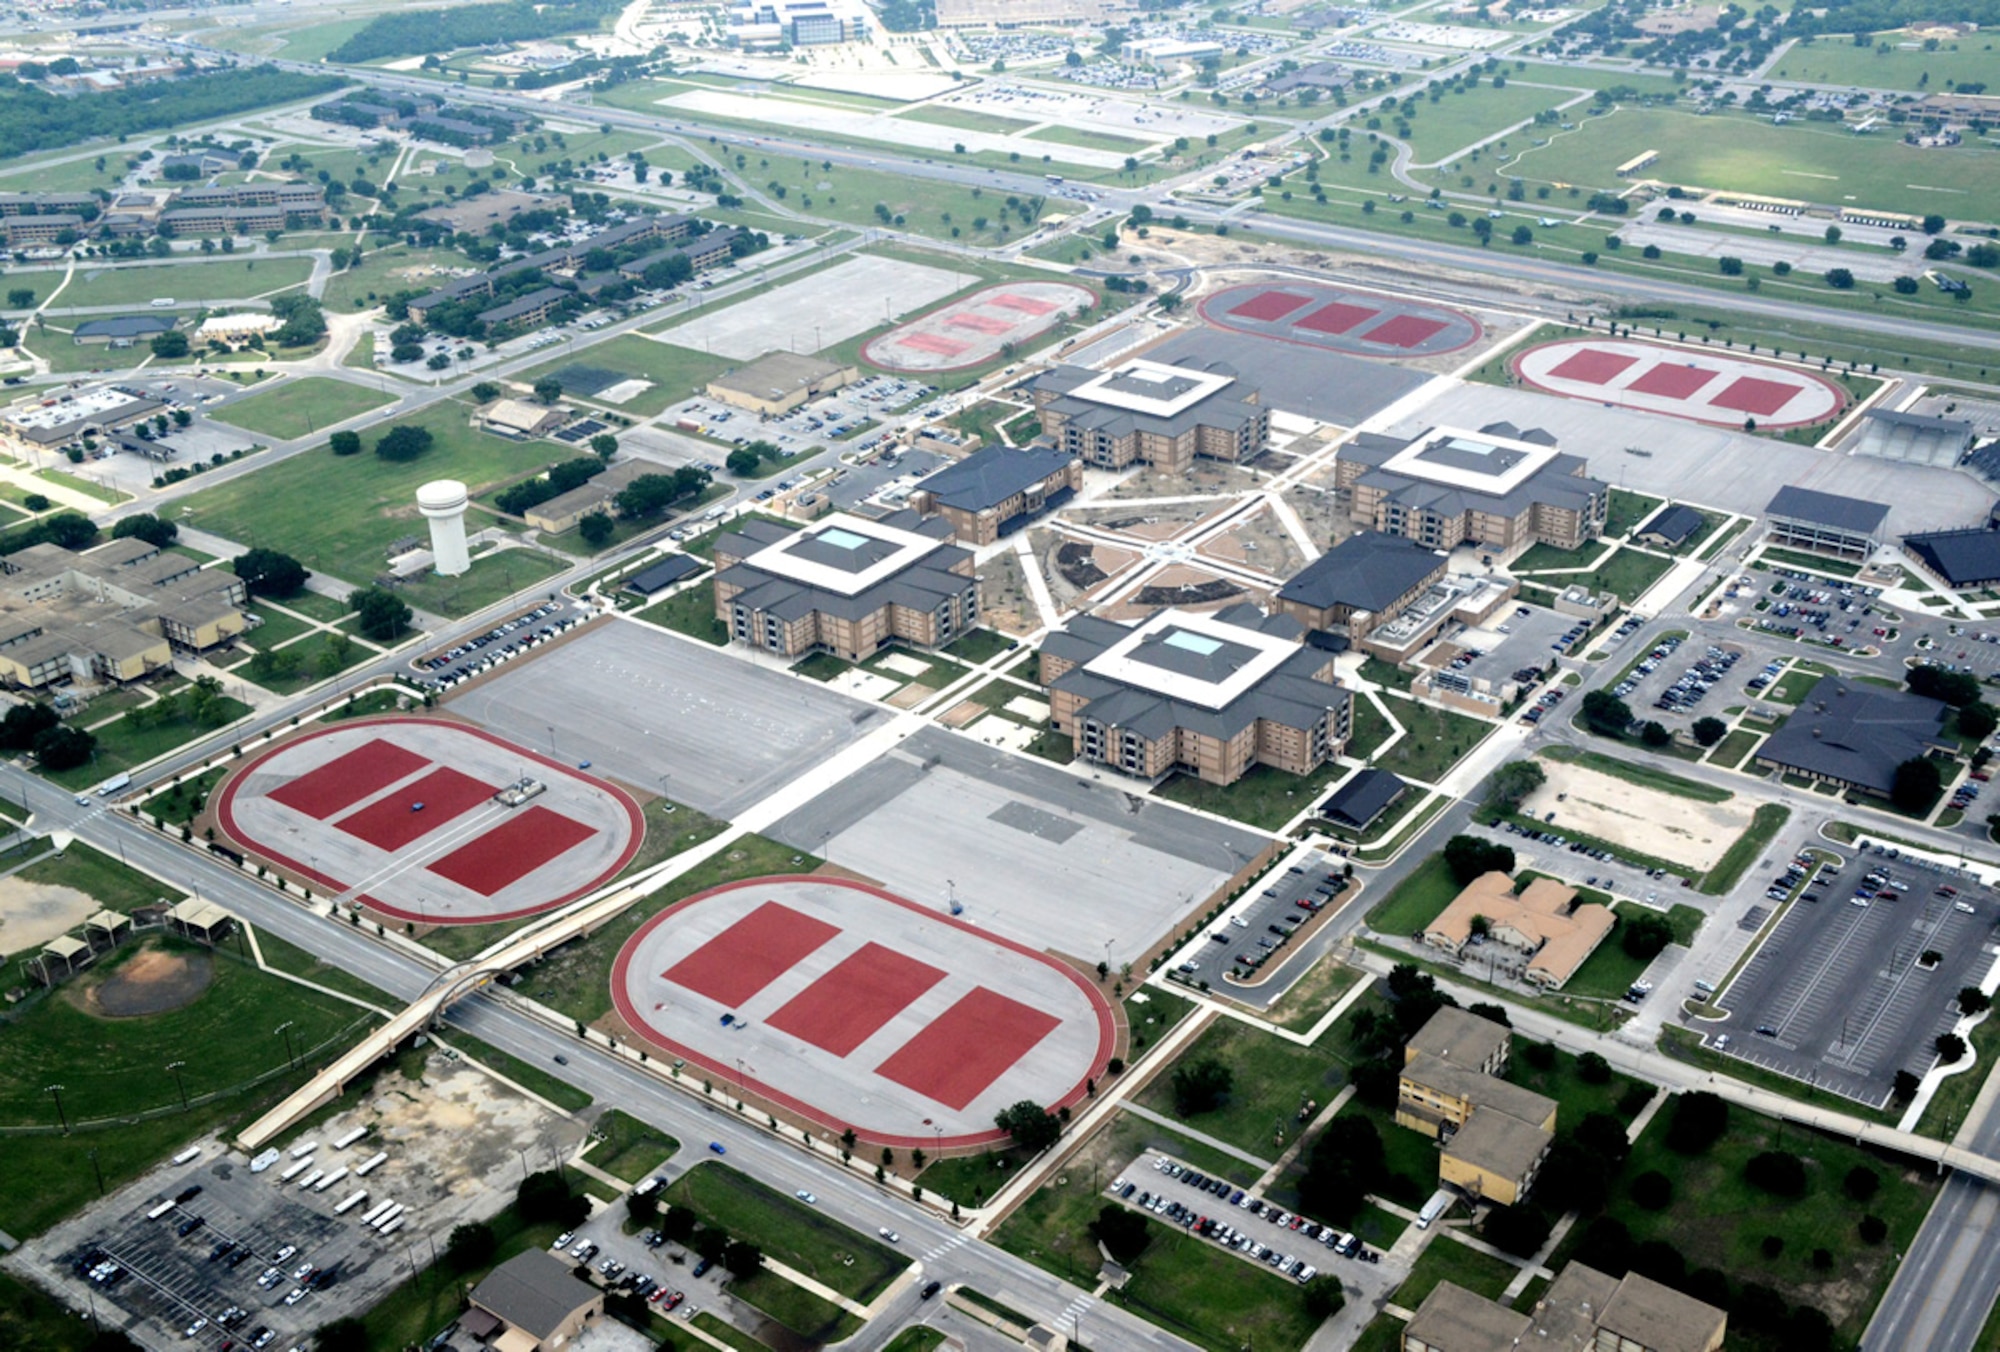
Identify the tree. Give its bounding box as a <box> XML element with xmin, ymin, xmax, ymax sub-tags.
<box><xmin>1090</xmin><ymin>1204</ymin><xmax>1151</xmax><ymax>1263</ymax></box>
<box><xmin>994</xmin><ymin>1100</ymin><xmax>1062</xmax><ymax>1152</ymax></box>
<box><xmin>1469</xmin><ymin>1002</ymin><xmax>1511</xmax><ymax>1028</ymax></box>
<box><xmin>0</xmin><ymin>701</ymin><xmax>58</xmax><ymax>750</ymax></box>
<box><xmin>390</xmin><ymin>341</ymin><xmax>424</xmax><ymax>364</ymax></box>
<box><xmin>1923</xmin><ymin>213</ymin><xmax>1947</xmax><ymax>235</ymax></box>
<box><xmin>1170</xmin><ymin>1057</ymin><xmax>1233</xmax><ymax>1115</ymax></box>
<box><xmin>1297</xmin><ymin>1114</ymin><xmax>1387</xmax><ymax>1223</ymax></box>
<box><xmin>1620</xmin><ymin>910</ymin><xmax>1674</xmax><ymax>961</ymax></box>
<box><xmin>1665</xmin><ymin>1091</ymin><xmax>1728</xmax><ymax>1154</ymax></box>
<box><xmin>590</xmin><ymin>433</ymin><xmax>618</xmax><ymax>459</ymax></box>
<box><xmin>1302</xmin><ymin>1274</ymin><xmax>1346</xmax><ymax>1320</ymax></box>
<box><xmin>722</xmin><ymin>1240</ymin><xmax>763</xmax><ymax>1281</ymax></box>
<box><xmin>616</xmin><ymin>469</ymin><xmax>709</xmax><ymax>520</ymax></box>
<box><xmin>329</xmin><ymin>430</ymin><xmax>362</xmax><ymax>457</ymax></box>
<box><xmin>1484</xmin><ymin>1204</ymin><xmax>1552</xmax><ymax>1257</ymax></box>
<box><xmin>151</xmin><ymin>330</ymin><xmax>190</xmax><ymax>359</ymax></box>
<box><xmin>1631</xmin><ymin>1170</ymin><xmax>1673</xmax><ymax>1210</ymax></box>
<box><xmin>1511</xmin><ymin>225</ymin><xmax>1533</xmax><ymax>245</ymax></box>
<box><xmin>112</xmin><ymin>514</ymin><xmax>178</xmax><ymax>548</ymax></box>
<box><xmin>1824</xmin><ymin>225</ymin><xmax>1843</xmax><ymax>245</ymax></box>
<box><xmin>1891</xmin><ymin>756</ymin><xmax>1943</xmax><ymax>814</ymax></box>
<box><xmin>445</xmin><ymin>1221</ymin><xmax>496</xmax><ymax>1270</ymax></box>
<box><xmin>1909</xmin><ymin>665</ymin><xmax>1983</xmax><ymax>706</ymax></box>
<box><xmin>1938</xmin><ymin>1031</ymin><xmax>1969</xmax><ymax>1063</ymax></box>
<box><xmin>1859</xmin><ymin>1214</ymin><xmax>1888</xmax><ymax>1244</ymax></box>
<box><xmin>1718</xmin><ymin>255</ymin><xmax>1744</xmax><ymax>275</ymax></box>
<box><xmin>533</xmin><ymin>374</ymin><xmax>564</xmax><ymax>405</ymax></box>
<box><xmin>41</xmin><ymin>512</ymin><xmax>98</xmax><ymax>550</ymax></box>
<box><xmin>1640</xmin><ymin>720</ymin><xmax>1671</xmax><ymax>747</ymax></box>
<box><xmin>1692</xmin><ymin>716</ymin><xmax>1727</xmax><ymax>747</ymax></box>
<box><xmin>516</xmin><ymin>1170</ymin><xmax>588</xmax><ymax>1228</ymax></box>
<box><xmin>1581</xmin><ymin>688</ymin><xmax>1634</xmax><ymax>735</ymax></box>
<box><xmin>351</xmin><ymin>587</ymin><xmax>412</xmax><ymax>642</ymax></box>
<box><xmin>471</xmin><ymin>380</ymin><xmax>502</xmax><ymax>403</ymax></box>
<box><xmin>579</xmin><ymin>511</ymin><xmax>615</xmax><ymax>547</ymax></box>
<box><xmin>726</xmin><ymin>448</ymin><xmax>762</xmax><ymax>477</ymax></box>
<box><xmin>6</xmin><ymin>287</ymin><xmax>34</xmax><ymax>308</ymax></box>
<box><xmin>22</xmin><ymin>493</ymin><xmax>48</xmax><ymax>512</ymax></box>
<box><xmin>1443</xmin><ymin>833</ymin><xmax>1514</xmax><ymax>885</ymax></box>
<box><xmin>314</xmin><ymin>1319</ymin><xmax>370</xmax><ymax>1352</ymax></box>
<box><xmin>374</xmin><ymin>423</ymin><xmax>434</xmax><ymax>462</ymax></box>
<box><xmin>1745</xmin><ymin>1150</ymin><xmax>1807</xmax><ymax>1196</ymax></box>
<box><xmin>1959</xmin><ymin>702</ymin><xmax>1999</xmax><ymax>741</ymax></box>
<box><xmin>1843</xmin><ymin>1165</ymin><xmax>1880</xmax><ymax>1202</ymax></box>
<box><xmin>1577</xmin><ymin>1051</ymin><xmax>1612</xmax><ymax>1084</ymax></box>
<box><xmin>1962</xmin><ymin>986</ymin><xmax>1993</xmax><ymax>1016</ymax></box>
<box><xmin>1824</xmin><ymin>267</ymin><xmax>1855</xmax><ymax>289</ymax></box>
<box><xmin>1487</xmin><ymin>760</ymin><xmax>1545</xmax><ymax>808</ymax></box>
<box><xmin>233</xmin><ymin>548</ymin><xmax>309</xmax><ymax>598</ymax></box>
<box><xmin>626</xmin><ymin>1189</ymin><xmax>658</xmax><ymax>1229</ymax></box>
<box><xmin>34</xmin><ymin>724</ymin><xmax>95</xmax><ymax>771</ymax></box>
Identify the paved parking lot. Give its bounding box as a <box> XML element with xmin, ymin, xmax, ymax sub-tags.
<box><xmin>1709</xmin><ymin>845</ymin><xmax>1994</xmax><ymax>1105</ymax></box>
<box><xmin>412</xmin><ymin>597</ymin><xmax>589</xmax><ymax>688</ymax></box>
<box><xmin>1611</xmin><ymin>635</ymin><xmax>1743</xmax><ymax>721</ymax></box>
<box><xmin>1172</xmin><ymin>850</ymin><xmax>1352</xmax><ymax>990</ymax></box>
<box><xmin>828</xmin><ymin>447</ymin><xmax>947</xmax><ymax>512</ymax></box>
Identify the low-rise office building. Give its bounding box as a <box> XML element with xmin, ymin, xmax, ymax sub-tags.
<box><xmin>2</xmin><ymin>213</ymin><xmax>84</xmax><ymax>245</ymax></box>
<box><xmin>706</xmin><ymin>352</ymin><xmax>857</xmax><ymax>416</ymax></box>
<box><xmin>1634</xmin><ymin>502</ymin><xmax>1705</xmax><ymax>550</ymax></box>
<box><xmin>522</xmin><ymin>460</ymin><xmax>649</xmax><ymax>533</ymax></box>
<box><xmin>1404</xmin><ymin>1266</ymin><xmax>1726</xmax><ymax>1352</ymax></box>
<box><xmin>1038</xmin><ymin>605</ymin><xmax>1352</xmax><ymax>785</ymax></box>
<box><xmin>1754</xmin><ymin>675</ymin><xmax>1952</xmax><ymax>797</ymax></box>
<box><xmin>2</xmin><ymin>384</ymin><xmax>163</xmax><ymax>448</ymax></box>
<box><xmin>72</xmin><ymin>314</ymin><xmax>176</xmax><ymax>346</ymax></box>
<box><xmin>909</xmin><ymin>443</ymin><xmax>1081</xmax><ymax>545</ymax></box>
<box><xmin>1397</xmin><ymin>1007</ymin><xmax>1556</xmax><ymax>1206</ymax></box>
<box><xmin>1422</xmin><ymin>870</ymin><xmax>1615</xmax><ymax>990</ymax></box>
<box><xmin>1274</xmin><ymin>531</ymin><xmax>1449</xmax><ymax>643</ymax></box>
<box><xmin>1031</xmin><ymin>357</ymin><xmax>1269</xmax><ymax>473</ymax></box>
<box><xmin>0</xmin><ymin>538</ymin><xmax>250</xmax><ymax>687</ymax></box>
<box><xmin>477</xmin><ymin>398</ymin><xmax>567</xmax><ymax>440</ymax></box>
<box><xmin>1763</xmin><ymin>485</ymin><xmax>1888</xmax><ymax>560</ymax></box>
<box><xmin>1337</xmin><ymin>422</ymin><xmax>1607</xmax><ymax>558</ymax></box>
<box><xmin>464</xmin><ymin>1249</ymin><xmax>603</xmax><ymax>1352</ymax></box>
<box><xmin>713</xmin><ymin>510</ymin><xmax>978</xmax><ymax>660</ymax></box>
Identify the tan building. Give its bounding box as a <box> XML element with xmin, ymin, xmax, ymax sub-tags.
<box><xmin>1038</xmin><ymin>605</ymin><xmax>1352</xmax><ymax>785</ymax></box>
<box><xmin>2</xmin><ymin>213</ymin><xmax>84</xmax><ymax>245</ymax></box>
<box><xmin>1403</xmin><ymin>1265</ymin><xmax>1726</xmax><ymax>1352</ymax></box>
<box><xmin>1274</xmin><ymin>531</ymin><xmax>1449</xmax><ymax>643</ymax></box>
<box><xmin>712</xmin><ymin>510</ymin><xmax>978</xmax><ymax>660</ymax></box>
<box><xmin>465</xmin><ymin>1249</ymin><xmax>603</xmax><ymax>1352</ymax></box>
<box><xmin>1031</xmin><ymin>358</ymin><xmax>1269</xmax><ymax>474</ymax></box>
<box><xmin>707</xmin><ymin>352</ymin><xmax>858</xmax><ymax>416</ymax></box>
<box><xmin>1423</xmin><ymin>870</ymin><xmax>1616</xmax><ymax>990</ymax></box>
<box><xmin>522</xmin><ymin>460</ymin><xmax>651</xmax><ymax>533</ymax></box>
<box><xmin>909</xmin><ymin>443</ymin><xmax>1082</xmax><ymax>545</ymax></box>
<box><xmin>1398</xmin><ymin>1007</ymin><xmax>1555</xmax><ymax>1206</ymax></box>
<box><xmin>1336</xmin><ymin>422</ymin><xmax>1607</xmax><ymax>559</ymax></box>
<box><xmin>478</xmin><ymin>398</ymin><xmax>567</xmax><ymax>440</ymax></box>
<box><xmin>0</xmin><ymin>538</ymin><xmax>249</xmax><ymax>687</ymax></box>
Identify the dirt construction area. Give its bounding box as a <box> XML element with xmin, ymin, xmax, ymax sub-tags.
<box><xmin>16</xmin><ymin>1047</ymin><xmax>581</xmax><ymax>1352</ymax></box>
<box><xmin>1521</xmin><ymin>761</ymin><xmax>1753</xmax><ymax>871</ymax></box>
<box><xmin>80</xmin><ymin>946</ymin><xmax>215</xmax><ymax>1017</ymax></box>
<box><xmin>0</xmin><ymin>874</ymin><xmax>100</xmax><ymax>953</ymax></box>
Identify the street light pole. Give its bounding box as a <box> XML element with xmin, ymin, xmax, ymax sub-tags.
<box><xmin>45</xmin><ymin>1083</ymin><xmax>68</xmax><ymax>1134</ymax></box>
<box><xmin>275</xmin><ymin>1020</ymin><xmax>297</xmax><ymax>1069</ymax></box>
<box><xmin>167</xmin><ymin>1060</ymin><xmax>189</xmax><ymax>1111</ymax></box>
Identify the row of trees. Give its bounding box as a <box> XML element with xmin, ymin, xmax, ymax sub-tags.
<box><xmin>0</xmin><ymin>69</ymin><xmax>341</xmax><ymax>161</ymax></box>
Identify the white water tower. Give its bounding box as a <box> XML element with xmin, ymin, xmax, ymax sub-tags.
<box><xmin>417</xmin><ymin>479</ymin><xmax>471</xmax><ymax>577</ymax></box>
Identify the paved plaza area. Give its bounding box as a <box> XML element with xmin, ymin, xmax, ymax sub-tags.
<box><xmin>448</xmin><ymin>621</ymin><xmax>888</xmax><ymax>819</ymax></box>
<box><xmin>216</xmin><ymin>718</ymin><xmax>641</xmax><ymax>925</ymax></box>
<box><xmin>1402</xmin><ymin>382</ymin><xmax>1985</xmax><ymax>534</ymax></box>
<box><xmin>766</xmin><ymin>727</ymin><xmax>1269</xmax><ymax>966</ymax></box>
<box><xmin>612</xmin><ymin>876</ymin><xmax>1114</xmax><ymax>1147</ymax></box>
<box><xmin>654</xmin><ymin>254</ymin><xmax>975</xmax><ymax>360</ymax></box>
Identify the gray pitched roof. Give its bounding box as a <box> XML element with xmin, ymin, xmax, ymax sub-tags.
<box><xmin>1321</xmin><ymin>768</ymin><xmax>1406</xmax><ymax>828</ymax></box>
<box><xmin>1904</xmin><ymin>528</ymin><xmax>2000</xmax><ymax>587</ymax></box>
<box><xmin>1766</xmin><ymin>485</ymin><xmax>1889</xmax><ymax>535</ymax></box>
<box><xmin>624</xmin><ymin>554</ymin><xmax>704</xmax><ymax>594</ymax></box>
<box><xmin>74</xmin><ymin>314</ymin><xmax>175</xmax><ymax>339</ymax></box>
<box><xmin>1637</xmin><ymin>502</ymin><xmax>1704</xmax><ymax>546</ymax></box>
<box><xmin>1277</xmin><ymin>532</ymin><xmax>1444</xmax><ymax>614</ymax></box>
<box><xmin>468</xmin><ymin>1249</ymin><xmax>597</xmax><ymax>1340</ymax></box>
<box><xmin>915</xmin><ymin>444</ymin><xmax>1076</xmax><ymax>514</ymax></box>
<box><xmin>1757</xmin><ymin>675</ymin><xmax>1949</xmax><ymax>794</ymax></box>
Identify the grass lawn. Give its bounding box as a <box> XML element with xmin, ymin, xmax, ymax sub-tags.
<box><xmin>663</xmin><ymin>1163</ymin><xmax>902</xmax><ymax>1301</ymax></box>
<box><xmin>510</xmin><ymin>835</ymin><xmax>813</xmax><ymax>1024</ymax></box>
<box><xmin>589</xmin><ymin>1107</ymin><xmax>680</xmax><ymax>1183</ymax></box>
<box><xmin>40</xmin><ymin>698</ymin><xmax>253</xmax><ymax>790</ymax></box>
<box><xmin>1543</xmin><ymin>747</ymin><xmax>1733</xmax><ymax>803</ymax></box>
<box><xmin>1359</xmin><ymin>656</ymin><xmax>1415</xmax><ymax>693</ymax></box>
<box><xmin>250</xmin><ymin>925</ymin><xmax>390</xmax><ymax>1008</ymax></box>
<box><xmin>1350</xmin><ymin>1312</ymin><xmax>1407</xmax><ymax>1352</ymax></box>
<box><xmin>0</xmin><ymin>937</ymin><xmax>372</xmax><ymax>1236</ymax></box>
<box><xmin>1155</xmin><ymin>756</ymin><xmax>1348</xmax><ymax>830</ymax></box>
<box><xmin>1522</xmin><ymin>544</ymin><xmax>1673</xmax><ymax>603</ymax></box>
<box><xmin>142</xmin><ymin>764</ymin><xmax>229</xmax><ymax>827</ymax></box>
<box><xmin>21</xmin><ymin>840</ymin><xmax>186</xmax><ymax>911</ymax></box>
<box><xmin>1371</xmin><ymin>695</ymin><xmax>1492</xmax><ymax>785</ymax></box>
<box><xmin>693</xmin><ymin>1312</ymin><xmax>769</xmax><ymax>1351</ymax></box>
<box><xmin>209</xmin><ymin>377</ymin><xmax>394</xmax><ymax>441</ymax></box>
<box><xmin>1710</xmin><ymin>728</ymin><xmax>1763</xmax><ymax>768</ymax></box>
<box><xmin>731</xmin><ymin>1269</ymin><xmax>859</xmax><ymax>1342</ymax></box>
<box><xmin>896</xmin><ymin>105</ymin><xmax>1036</xmax><ymax>134</ymax></box>
<box><xmin>636</xmin><ymin>579</ymin><xmax>729</xmax><ymax>644</ymax></box>
<box><xmin>944</xmin><ymin>626</ymin><xmax>1017</xmax><ymax>664</ymax></box>
<box><xmin>1403</xmin><ymin>80</ymin><xmax>1582</xmax><ymax>165</ymax></box>
<box><xmin>1758</xmin><ymin>546</ymin><xmax>1862</xmax><ymax>578</ymax></box>
<box><xmin>166</xmin><ymin>399</ymin><xmax>563</xmax><ymax>592</ymax></box>
<box><xmin>434</xmin><ymin>1028</ymin><xmax>593</xmax><ymax>1112</ymax></box>
<box><xmin>394</xmin><ymin>546</ymin><xmax>569</xmax><ymax>619</ymax></box>
<box><xmin>1108</xmin><ymin>1222</ymin><xmax>1325</xmax><ymax>1352</ymax></box>
<box><xmin>1553</xmin><ymin>1105</ymin><xmax>1937</xmax><ymax>1344</ymax></box>
<box><xmin>1702</xmin><ymin>803</ymin><xmax>1791</xmax><ymax>896</ymax></box>
<box><xmin>0</xmin><ymin>1267</ymin><xmax>106</xmax><ymax>1351</ymax></box>
<box><xmin>1504</xmin><ymin>1042</ymin><xmax>1653</xmax><ymax>1126</ymax></box>
<box><xmin>1133</xmin><ymin>1017</ymin><xmax>1345</xmax><ymax>1159</ymax></box>
<box><xmin>1026</xmin><ymin>123</ymin><xmax>1152</xmax><ymax>154</ymax></box>
<box><xmin>1265</xmin><ymin>957</ymin><xmax>1366</xmax><ymax>1033</ymax></box>
<box><xmin>1772</xmin><ymin>34</ymin><xmax>2000</xmax><ymax>93</ymax></box>
<box><xmin>517</xmin><ymin>333</ymin><xmax>733</xmax><ymax>419</ymax></box>
<box><xmin>36</xmin><ymin>468</ymin><xmax>128</xmax><ymax>505</ymax></box>
<box><xmin>50</xmin><ymin>257</ymin><xmax>314</xmax><ymax>309</ymax></box>
<box><xmin>884</xmin><ymin>1329</ymin><xmax>948</xmax><ymax>1352</ymax></box>
<box><xmin>1365</xmin><ymin>851</ymin><xmax>1461</xmax><ymax>936</ymax></box>
<box><xmin>1605</xmin><ymin>488</ymin><xmax>1667</xmax><ymax>540</ymax></box>
<box><xmin>1395</xmin><ymin>1236</ymin><xmax>1520</xmax><ymax>1306</ymax></box>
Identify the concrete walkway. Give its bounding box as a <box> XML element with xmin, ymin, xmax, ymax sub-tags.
<box><xmin>1121</xmin><ymin>1101</ymin><xmax>1274</xmax><ymax>1172</ymax></box>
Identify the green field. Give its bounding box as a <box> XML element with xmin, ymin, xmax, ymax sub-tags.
<box><xmin>1396</xmin><ymin>1236</ymin><xmax>1519</xmax><ymax>1306</ymax></box>
<box><xmin>43</xmin><ymin>696</ymin><xmax>252</xmax><ymax>791</ymax></box>
<box><xmin>897</xmin><ymin>105</ymin><xmax>1038</xmax><ymax>134</ymax></box>
<box><xmin>1365</xmin><ymin>850</ymin><xmax>1461</xmax><ymax>936</ymax></box>
<box><xmin>662</xmin><ymin>1163</ymin><xmax>903</xmax><ymax>1301</ymax></box>
<box><xmin>1026</xmin><ymin>124</ymin><xmax>1154</xmax><ymax>155</ymax></box>
<box><xmin>517</xmin><ymin>333</ymin><xmax>732</xmax><ymax>419</ymax></box>
<box><xmin>165</xmin><ymin>398</ymin><xmax>560</xmax><ymax>589</ymax></box>
<box><xmin>1403</xmin><ymin>80</ymin><xmax>1585</xmax><ymax>166</ymax></box>
<box><xmin>1501</xmin><ymin>104</ymin><xmax>2000</xmax><ymax>223</ymax></box>
<box><xmin>210</xmin><ymin>377</ymin><xmax>394</xmax><ymax>441</ymax></box>
<box><xmin>1771</xmin><ymin>33</ymin><xmax>2000</xmax><ymax>93</ymax></box>
<box><xmin>588</xmin><ymin>1107</ymin><xmax>680</xmax><ymax>1182</ymax></box>
<box><xmin>0</xmin><ymin>936</ymin><xmax>373</xmax><ymax>1235</ymax></box>
<box><xmin>1133</xmin><ymin>1016</ymin><xmax>1344</xmax><ymax>1158</ymax></box>
<box><xmin>43</xmin><ymin>257</ymin><xmax>315</xmax><ymax>310</ymax></box>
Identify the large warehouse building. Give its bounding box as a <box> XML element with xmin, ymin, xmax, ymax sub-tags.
<box><xmin>1037</xmin><ymin>604</ymin><xmax>1351</xmax><ymax>785</ymax></box>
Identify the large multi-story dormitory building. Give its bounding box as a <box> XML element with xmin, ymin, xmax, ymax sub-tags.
<box><xmin>0</xmin><ymin>185</ymin><xmax>329</xmax><ymax>245</ymax></box>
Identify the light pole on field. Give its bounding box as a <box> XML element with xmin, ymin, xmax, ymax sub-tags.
<box><xmin>167</xmin><ymin>1060</ymin><xmax>189</xmax><ymax>1111</ymax></box>
<box><xmin>275</xmin><ymin>1020</ymin><xmax>297</xmax><ymax>1068</ymax></box>
<box><xmin>45</xmin><ymin>1083</ymin><xmax>68</xmax><ymax>1134</ymax></box>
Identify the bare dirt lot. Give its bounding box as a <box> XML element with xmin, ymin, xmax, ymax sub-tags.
<box><xmin>1522</xmin><ymin>761</ymin><xmax>1753</xmax><ymax>871</ymax></box>
<box><xmin>0</xmin><ymin>875</ymin><xmax>99</xmax><ymax>954</ymax></box>
<box><xmin>80</xmin><ymin>946</ymin><xmax>215</xmax><ymax>1017</ymax></box>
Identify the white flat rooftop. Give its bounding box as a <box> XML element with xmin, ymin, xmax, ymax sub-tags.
<box><xmin>1064</xmin><ymin>358</ymin><xmax>1237</xmax><ymax>419</ymax></box>
<box><xmin>1082</xmin><ymin>608</ymin><xmax>1298</xmax><ymax>710</ymax></box>
<box><xmin>739</xmin><ymin>510</ymin><xmax>948</xmax><ymax>597</ymax></box>
<box><xmin>1378</xmin><ymin>424</ymin><xmax>1561</xmax><ymax>496</ymax></box>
